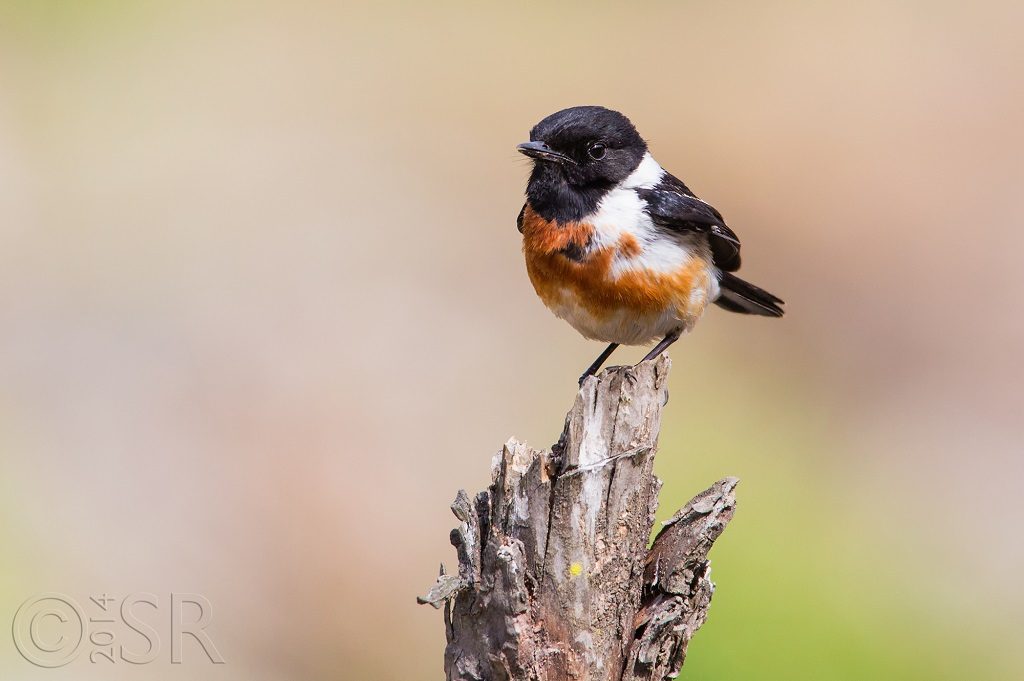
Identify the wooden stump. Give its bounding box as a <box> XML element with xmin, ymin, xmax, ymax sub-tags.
<box><xmin>419</xmin><ymin>356</ymin><xmax>737</xmax><ymax>680</ymax></box>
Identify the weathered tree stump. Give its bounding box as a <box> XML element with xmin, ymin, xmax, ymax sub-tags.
<box><xmin>419</xmin><ymin>356</ymin><xmax>737</xmax><ymax>680</ymax></box>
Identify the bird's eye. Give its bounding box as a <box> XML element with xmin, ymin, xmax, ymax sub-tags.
<box><xmin>587</xmin><ymin>142</ymin><xmax>606</xmax><ymax>160</ymax></box>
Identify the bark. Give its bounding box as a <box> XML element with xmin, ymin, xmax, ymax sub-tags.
<box><xmin>418</xmin><ymin>356</ymin><xmax>737</xmax><ymax>680</ymax></box>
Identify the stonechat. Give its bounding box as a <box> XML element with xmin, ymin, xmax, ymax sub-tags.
<box><xmin>517</xmin><ymin>106</ymin><xmax>784</xmax><ymax>384</ymax></box>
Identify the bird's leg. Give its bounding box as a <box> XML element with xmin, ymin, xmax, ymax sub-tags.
<box><xmin>638</xmin><ymin>329</ymin><xmax>682</xmax><ymax>365</ymax></box>
<box><xmin>578</xmin><ymin>343</ymin><xmax>619</xmax><ymax>386</ymax></box>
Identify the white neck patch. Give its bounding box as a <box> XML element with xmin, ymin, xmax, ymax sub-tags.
<box><xmin>621</xmin><ymin>152</ymin><xmax>665</xmax><ymax>190</ymax></box>
<box><xmin>583</xmin><ymin>152</ymin><xmax>697</xmax><ymax>277</ymax></box>
<box><xmin>585</xmin><ymin>152</ymin><xmax>665</xmax><ymax>241</ymax></box>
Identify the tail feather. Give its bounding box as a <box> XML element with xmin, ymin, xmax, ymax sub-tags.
<box><xmin>714</xmin><ymin>272</ymin><xmax>785</xmax><ymax>317</ymax></box>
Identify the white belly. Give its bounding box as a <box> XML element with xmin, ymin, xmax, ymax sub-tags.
<box><xmin>543</xmin><ymin>277</ymin><xmax>712</xmax><ymax>346</ymax></box>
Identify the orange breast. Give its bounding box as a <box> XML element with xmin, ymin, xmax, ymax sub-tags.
<box><xmin>520</xmin><ymin>204</ymin><xmax>709</xmax><ymax>324</ymax></box>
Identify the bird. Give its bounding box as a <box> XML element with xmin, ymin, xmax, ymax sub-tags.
<box><xmin>516</xmin><ymin>106</ymin><xmax>784</xmax><ymax>385</ymax></box>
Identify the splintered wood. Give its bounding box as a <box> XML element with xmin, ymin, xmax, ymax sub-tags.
<box><xmin>419</xmin><ymin>356</ymin><xmax>737</xmax><ymax>681</ymax></box>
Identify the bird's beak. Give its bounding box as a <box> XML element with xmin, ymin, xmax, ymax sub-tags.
<box><xmin>517</xmin><ymin>141</ymin><xmax>575</xmax><ymax>164</ymax></box>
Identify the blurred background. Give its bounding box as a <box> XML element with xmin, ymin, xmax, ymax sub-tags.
<box><xmin>1</xmin><ymin>1</ymin><xmax>1022</xmax><ymax>679</ymax></box>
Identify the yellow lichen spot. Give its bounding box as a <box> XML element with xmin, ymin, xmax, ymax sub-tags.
<box><xmin>569</xmin><ymin>562</ymin><xmax>583</xmax><ymax>577</ymax></box>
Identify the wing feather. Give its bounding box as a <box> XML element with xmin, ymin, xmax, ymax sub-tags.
<box><xmin>636</xmin><ymin>174</ymin><xmax>742</xmax><ymax>272</ymax></box>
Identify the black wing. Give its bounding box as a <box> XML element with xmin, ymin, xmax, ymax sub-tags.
<box><xmin>636</xmin><ymin>173</ymin><xmax>742</xmax><ymax>272</ymax></box>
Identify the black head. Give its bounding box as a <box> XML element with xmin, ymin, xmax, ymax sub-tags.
<box><xmin>518</xmin><ymin>106</ymin><xmax>647</xmax><ymax>221</ymax></box>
